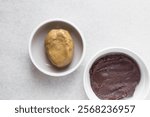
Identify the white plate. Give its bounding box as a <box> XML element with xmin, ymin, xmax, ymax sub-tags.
<box><xmin>84</xmin><ymin>47</ymin><xmax>150</xmax><ymax>100</ymax></box>
<box><xmin>29</xmin><ymin>19</ymin><xmax>86</xmax><ymax>77</ymax></box>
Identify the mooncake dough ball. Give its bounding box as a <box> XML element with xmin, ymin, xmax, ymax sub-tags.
<box><xmin>45</xmin><ymin>29</ymin><xmax>74</xmax><ymax>68</ymax></box>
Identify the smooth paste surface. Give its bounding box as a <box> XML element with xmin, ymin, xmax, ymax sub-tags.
<box><xmin>90</xmin><ymin>53</ymin><xmax>141</xmax><ymax>100</ymax></box>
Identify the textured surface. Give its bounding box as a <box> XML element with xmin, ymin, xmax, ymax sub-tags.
<box><xmin>0</xmin><ymin>0</ymin><xmax>150</xmax><ymax>99</ymax></box>
<box><xmin>90</xmin><ymin>53</ymin><xmax>141</xmax><ymax>100</ymax></box>
<box><xmin>45</xmin><ymin>29</ymin><xmax>74</xmax><ymax>68</ymax></box>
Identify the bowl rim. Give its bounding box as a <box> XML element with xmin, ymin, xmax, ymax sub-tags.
<box><xmin>29</xmin><ymin>18</ymin><xmax>86</xmax><ymax>77</ymax></box>
<box><xmin>83</xmin><ymin>47</ymin><xmax>150</xmax><ymax>100</ymax></box>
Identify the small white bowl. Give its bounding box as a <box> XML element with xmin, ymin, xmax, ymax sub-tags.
<box><xmin>84</xmin><ymin>48</ymin><xmax>150</xmax><ymax>100</ymax></box>
<box><xmin>29</xmin><ymin>19</ymin><xmax>85</xmax><ymax>77</ymax></box>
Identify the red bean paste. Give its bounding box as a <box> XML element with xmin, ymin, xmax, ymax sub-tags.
<box><xmin>90</xmin><ymin>53</ymin><xmax>141</xmax><ymax>100</ymax></box>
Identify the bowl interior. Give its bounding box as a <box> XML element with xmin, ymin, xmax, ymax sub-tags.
<box><xmin>84</xmin><ymin>48</ymin><xmax>150</xmax><ymax>100</ymax></box>
<box><xmin>30</xmin><ymin>20</ymin><xmax>84</xmax><ymax>76</ymax></box>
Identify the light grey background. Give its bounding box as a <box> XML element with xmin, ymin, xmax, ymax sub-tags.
<box><xmin>1</xmin><ymin>0</ymin><xmax>150</xmax><ymax>99</ymax></box>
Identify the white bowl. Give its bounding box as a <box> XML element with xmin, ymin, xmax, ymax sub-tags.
<box><xmin>29</xmin><ymin>19</ymin><xmax>85</xmax><ymax>77</ymax></box>
<box><xmin>84</xmin><ymin>48</ymin><xmax>150</xmax><ymax>100</ymax></box>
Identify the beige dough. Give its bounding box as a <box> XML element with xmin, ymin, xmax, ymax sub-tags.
<box><xmin>45</xmin><ymin>29</ymin><xmax>74</xmax><ymax>68</ymax></box>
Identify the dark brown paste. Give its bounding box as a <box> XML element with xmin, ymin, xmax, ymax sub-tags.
<box><xmin>90</xmin><ymin>53</ymin><xmax>141</xmax><ymax>100</ymax></box>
